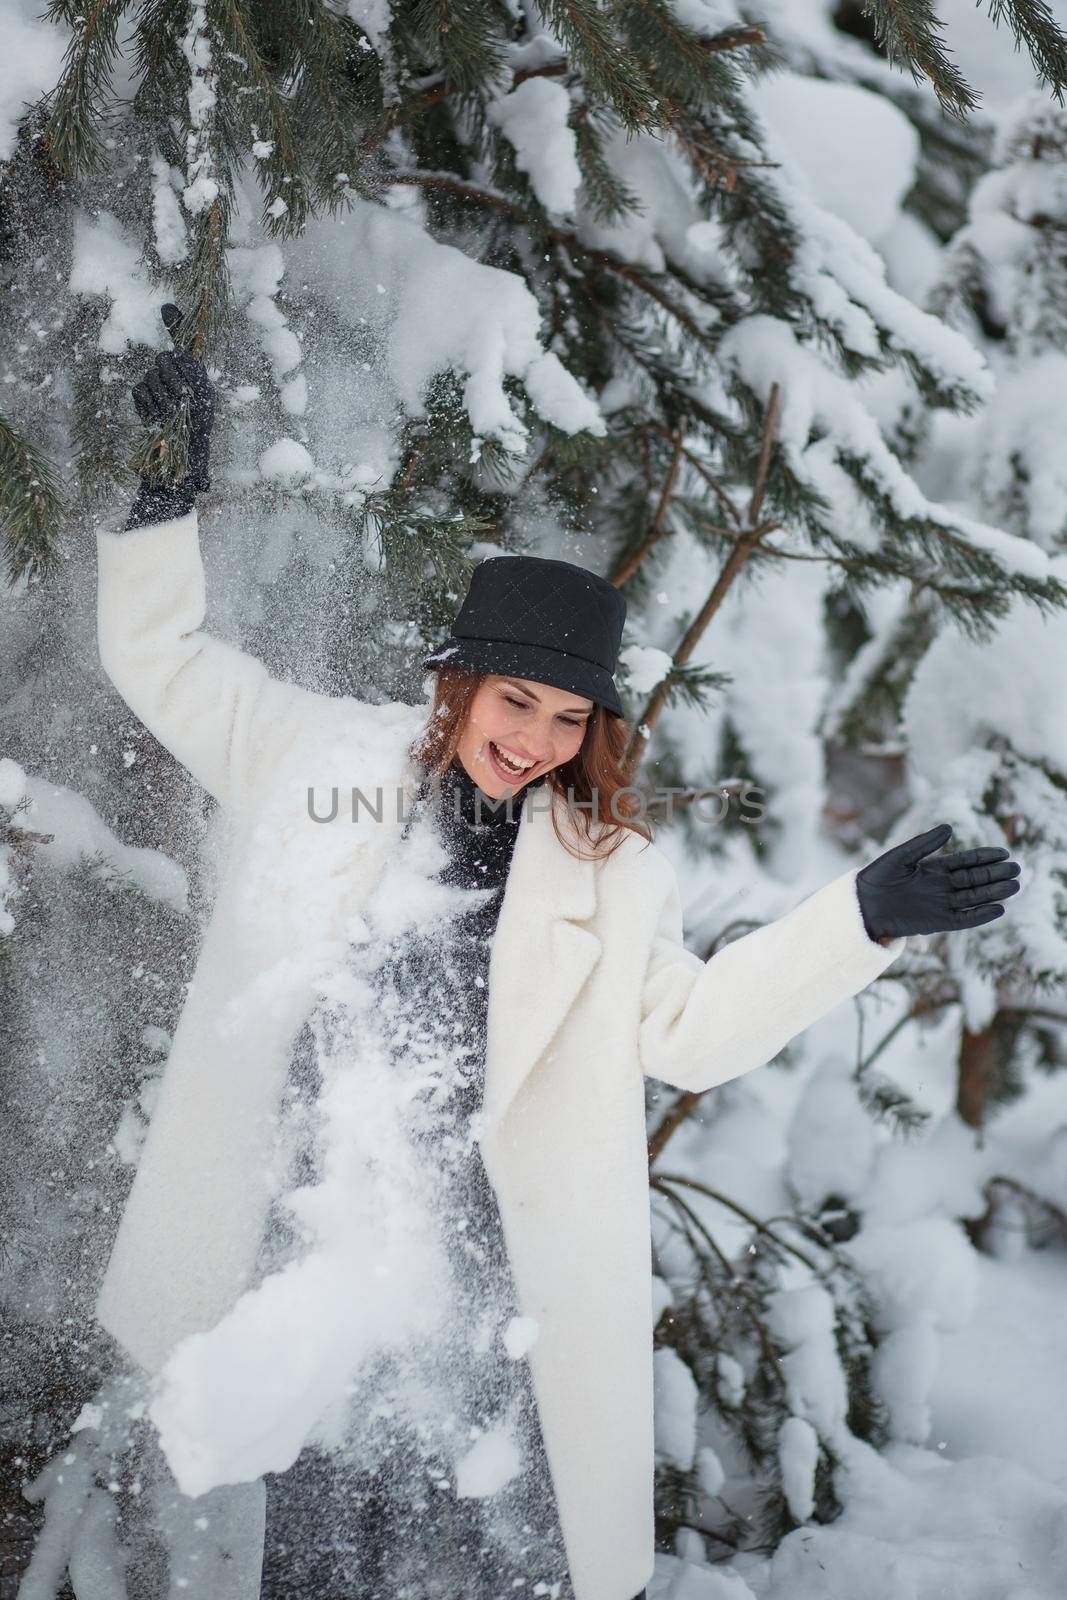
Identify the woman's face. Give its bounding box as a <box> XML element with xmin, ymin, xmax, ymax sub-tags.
<box><xmin>455</xmin><ymin>675</ymin><xmax>594</xmax><ymax>796</ymax></box>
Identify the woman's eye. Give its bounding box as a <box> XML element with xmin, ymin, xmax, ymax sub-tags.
<box><xmin>504</xmin><ymin>694</ymin><xmax>581</xmax><ymax>727</ymax></box>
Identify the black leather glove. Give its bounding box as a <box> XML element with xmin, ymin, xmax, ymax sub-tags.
<box><xmin>856</xmin><ymin>822</ymin><xmax>1021</xmax><ymax>942</ymax></box>
<box><xmin>125</xmin><ymin>303</ymin><xmax>216</xmax><ymax>531</ymax></box>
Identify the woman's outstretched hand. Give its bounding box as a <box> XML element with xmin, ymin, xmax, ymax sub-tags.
<box><xmin>856</xmin><ymin>822</ymin><xmax>1022</xmax><ymax>942</ymax></box>
<box><xmin>125</xmin><ymin>303</ymin><xmax>216</xmax><ymax>530</ymax></box>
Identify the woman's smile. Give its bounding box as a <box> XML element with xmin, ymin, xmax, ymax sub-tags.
<box><xmin>455</xmin><ymin>675</ymin><xmax>593</xmax><ymax>796</ymax></box>
<box><xmin>486</xmin><ymin>740</ymin><xmax>539</xmax><ymax>782</ymax></box>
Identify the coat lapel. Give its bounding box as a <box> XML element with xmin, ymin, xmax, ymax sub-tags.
<box><xmin>482</xmin><ymin>782</ymin><xmax>602</xmax><ymax>1140</ymax></box>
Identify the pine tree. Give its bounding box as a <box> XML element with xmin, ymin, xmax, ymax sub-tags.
<box><xmin>818</xmin><ymin>82</ymin><xmax>1067</xmax><ymax>1329</ymax></box>
<box><xmin>4</xmin><ymin>2</ymin><xmax>1067</xmax><ymax>1592</ymax></box>
<box><xmin>934</xmin><ymin>92</ymin><xmax>1067</xmax><ymax>546</ymax></box>
<box><xmin>904</xmin><ymin>92</ymin><xmax>1067</xmax><ymax>1135</ymax></box>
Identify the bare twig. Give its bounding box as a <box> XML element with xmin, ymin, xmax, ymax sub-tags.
<box><xmin>652</xmin><ymin>1172</ymin><xmax>822</xmax><ymax>1272</ymax></box>
<box><xmin>361</xmin><ymin>25</ymin><xmax>767</xmax><ymax>157</ymax></box>
<box><xmin>610</xmin><ymin>420</ymin><xmax>687</xmax><ymax>585</ymax></box>
<box><xmin>1</xmin><ymin>827</ymin><xmax>54</xmax><ymax>850</ymax></box>
<box><xmin>363</xmin><ymin>60</ymin><xmax>572</xmax><ymax>158</ymax></box>
<box><xmin>647</xmin><ymin>1093</ymin><xmax>704</xmax><ymax>1166</ymax></box>
<box><xmin>620</xmin><ymin>519</ymin><xmax>774</xmax><ymax>773</ymax></box>
<box><xmin>386</xmin><ymin>173</ymin><xmax>724</xmax><ymax>356</ymax></box>
<box><xmin>659</xmin><ymin>94</ymin><xmax>779</xmax><ymax>191</ymax></box>
<box><xmin>698</xmin><ymin>24</ymin><xmax>767</xmax><ymax>55</ymax></box>
<box><xmin>644</xmin><ymin>778</ymin><xmax>751</xmax><ymax>814</ymax></box>
<box><xmin>746</xmin><ymin>381</ymin><xmax>780</xmax><ymax>525</ymax></box>
<box><xmin>622</xmin><ymin>385</ymin><xmax>781</xmax><ymax>776</ymax></box>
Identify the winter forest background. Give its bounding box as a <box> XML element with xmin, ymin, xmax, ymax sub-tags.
<box><xmin>3</xmin><ymin>0</ymin><xmax>1067</xmax><ymax>1595</ymax></box>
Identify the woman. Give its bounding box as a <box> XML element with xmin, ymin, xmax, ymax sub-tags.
<box><xmin>93</xmin><ymin>320</ymin><xmax>1021</xmax><ymax>1600</ymax></box>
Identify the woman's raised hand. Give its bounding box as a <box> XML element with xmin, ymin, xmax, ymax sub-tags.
<box><xmin>132</xmin><ymin>303</ymin><xmax>216</xmax><ymax>490</ymax></box>
<box><xmin>125</xmin><ymin>304</ymin><xmax>216</xmax><ymax>530</ymax></box>
<box><xmin>856</xmin><ymin>822</ymin><xmax>1022</xmax><ymax>941</ymax></box>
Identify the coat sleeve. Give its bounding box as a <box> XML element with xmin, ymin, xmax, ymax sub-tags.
<box><xmin>637</xmin><ymin>864</ymin><xmax>907</xmax><ymax>1093</ymax></box>
<box><xmin>96</xmin><ymin>506</ymin><xmax>337</xmax><ymax>816</ymax></box>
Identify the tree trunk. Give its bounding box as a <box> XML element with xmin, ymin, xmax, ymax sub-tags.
<box><xmin>957</xmin><ymin>1023</ymin><xmax>997</xmax><ymax>1128</ymax></box>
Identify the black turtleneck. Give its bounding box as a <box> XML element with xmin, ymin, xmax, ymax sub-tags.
<box><xmin>368</xmin><ymin>752</ymin><xmax>552</xmax><ymax>1133</ymax></box>
<box><xmin>419</xmin><ymin>754</ymin><xmax>547</xmax><ymax>898</ymax></box>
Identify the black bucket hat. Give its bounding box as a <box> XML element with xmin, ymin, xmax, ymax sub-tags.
<box><xmin>422</xmin><ymin>554</ymin><xmax>627</xmax><ymax>718</ymax></box>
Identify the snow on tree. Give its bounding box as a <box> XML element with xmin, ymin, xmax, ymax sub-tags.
<box><xmin>858</xmin><ymin>91</ymin><xmax>1067</xmax><ymax>1143</ymax></box>
<box><xmin>934</xmin><ymin>91</ymin><xmax>1067</xmax><ymax>547</ymax></box>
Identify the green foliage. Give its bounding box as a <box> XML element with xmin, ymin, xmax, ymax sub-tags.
<box><xmin>0</xmin><ymin>413</ymin><xmax>64</xmax><ymax>585</ymax></box>
<box><xmin>650</xmin><ymin>1170</ymin><xmax>894</xmax><ymax>1547</ymax></box>
<box><xmin>861</xmin><ymin>0</ymin><xmax>1067</xmax><ymax>117</ymax></box>
<box><xmin>403</xmin><ymin>0</ymin><xmax>512</xmax><ymax>97</ymax></box>
<box><xmin>861</xmin><ymin>0</ymin><xmax>981</xmax><ymax>116</ymax></box>
<box><xmin>855</xmin><ymin>1069</ymin><xmax>932</xmax><ymax>1135</ymax></box>
<box><xmin>535</xmin><ymin>0</ymin><xmax>662</xmax><ymax>130</ymax></box>
<box><xmin>572</xmin><ymin>101</ymin><xmax>645</xmax><ymax>227</ymax></box>
<box><xmin>128</xmin><ymin>393</ymin><xmax>192</xmax><ymax>487</ymax></box>
<box><xmin>986</xmin><ymin>0</ymin><xmax>1067</xmax><ymax>101</ymax></box>
<box><xmin>40</xmin><ymin>0</ymin><xmax>131</xmax><ymax>176</ymax></box>
<box><xmin>3</xmin><ymin>0</ymin><xmax>1065</xmax><ymax>685</ymax></box>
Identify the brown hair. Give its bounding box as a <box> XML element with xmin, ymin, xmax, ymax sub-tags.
<box><xmin>409</xmin><ymin>667</ymin><xmax>653</xmax><ymax>862</ymax></box>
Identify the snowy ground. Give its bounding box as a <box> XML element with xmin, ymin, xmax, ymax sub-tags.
<box><xmin>647</xmin><ymin>1012</ymin><xmax>1067</xmax><ymax>1600</ymax></box>
<box><xmin>647</xmin><ymin>1254</ymin><xmax>1067</xmax><ymax>1599</ymax></box>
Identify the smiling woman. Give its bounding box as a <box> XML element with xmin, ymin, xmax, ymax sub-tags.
<box><xmin>412</xmin><ymin>664</ymin><xmax>651</xmax><ymax>854</ymax></box>
<box><xmin>418</xmin><ymin>551</ymin><xmax>653</xmax><ymax>855</ymax></box>
<box><xmin>252</xmin><ymin>557</ymin><xmax>658</xmax><ymax>1600</ymax></box>
<box><xmin>457</xmin><ymin>674</ymin><xmax>594</xmax><ymax>791</ymax></box>
<box><xmin>90</xmin><ymin>319</ymin><xmax>1020</xmax><ymax>1600</ymax></box>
